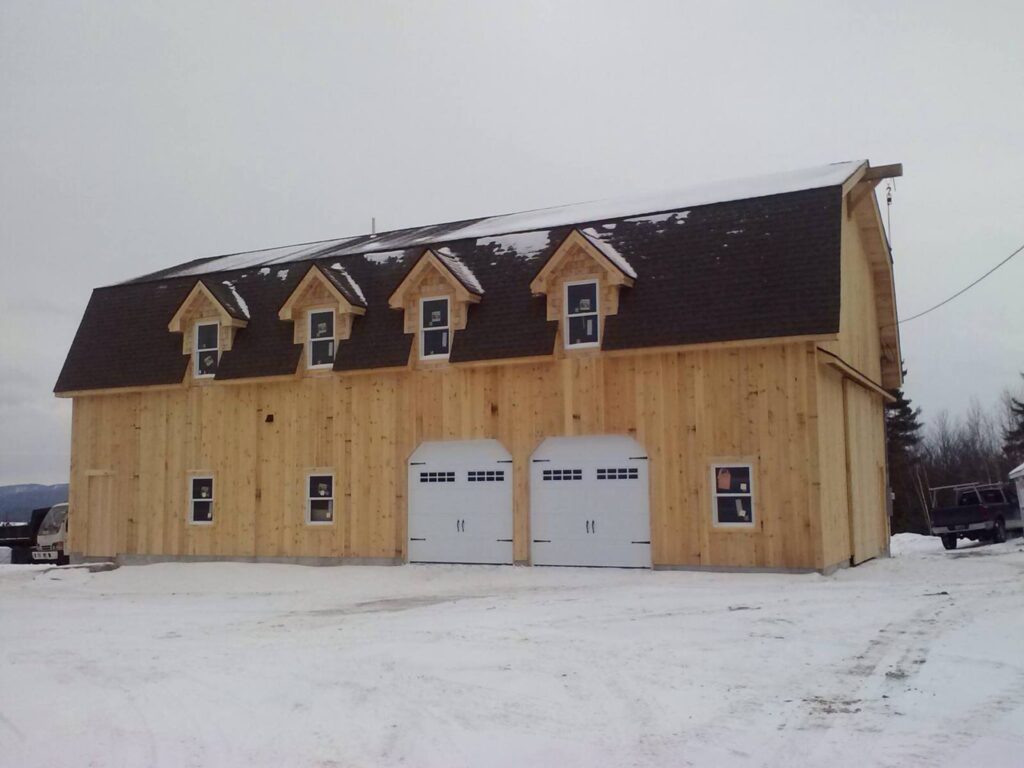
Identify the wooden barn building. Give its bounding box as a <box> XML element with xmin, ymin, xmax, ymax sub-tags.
<box><xmin>55</xmin><ymin>160</ymin><xmax>903</xmax><ymax>572</ymax></box>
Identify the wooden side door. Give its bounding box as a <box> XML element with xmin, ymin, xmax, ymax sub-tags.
<box><xmin>85</xmin><ymin>472</ymin><xmax>117</xmax><ymax>558</ymax></box>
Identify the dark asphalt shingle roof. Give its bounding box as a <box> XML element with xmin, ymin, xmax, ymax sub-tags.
<box><xmin>55</xmin><ymin>182</ymin><xmax>846</xmax><ymax>393</ymax></box>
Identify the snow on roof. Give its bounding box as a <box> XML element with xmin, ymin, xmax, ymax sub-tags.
<box><xmin>330</xmin><ymin>263</ymin><xmax>367</xmax><ymax>306</ymax></box>
<box><xmin>624</xmin><ymin>210</ymin><xmax>690</xmax><ymax>226</ymax></box>
<box><xmin>364</xmin><ymin>250</ymin><xmax>404</xmax><ymax>265</ymax></box>
<box><xmin>128</xmin><ymin>161</ymin><xmax>865</xmax><ymax>283</ymax></box>
<box><xmin>579</xmin><ymin>227</ymin><xmax>637</xmax><ymax>279</ymax></box>
<box><xmin>476</xmin><ymin>230</ymin><xmax>551</xmax><ymax>260</ymax></box>
<box><xmin>412</xmin><ymin>160</ymin><xmax>863</xmax><ymax>245</ymax></box>
<box><xmin>433</xmin><ymin>247</ymin><xmax>484</xmax><ymax>294</ymax></box>
<box><xmin>136</xmin><ymin>237</ymin><xmax>359</xmax><ymax>282</ymax></box>
<box><xmin>221</xmin><ymin>281</ymin><xmax>250</xmax><ymax>319</ymax></box>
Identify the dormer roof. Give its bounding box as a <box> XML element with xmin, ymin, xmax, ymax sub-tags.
<box><xmin>167</xmin><ymin>279</ymin><xmax>250</xmax><ymax>334</ymax></box>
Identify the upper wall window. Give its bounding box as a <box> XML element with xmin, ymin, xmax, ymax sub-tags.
<box><xmin>195</xmin><ymin>322</ymin><xmax>219</xmax><ymax>377</ymax></box>
<box><xmin>190</xmin><ymin>475</ymin><xmax>214</xmax><ymax>524</ymax></box>
<box><xmin>565</xmin><ymin>281</ymin><xmax>599</xmax><ymax>348</ymax></box>
<box><xmin>421</xmin><ymin>296</ymin><xmax>450</xmax><ymax>359</ymax></box>
<box><xmin>308</xmin><ymin>309</ymin><xmax>336</xmax><ymax>368</ymax></box>
<box><xmin>712</xmin><ymin>464</ymin><xmax>755</xmax><ymax>527</ymax></box>
<box><xmin>307</xmin><ymin>473</ymin><xmax>334</xmax><ymax>524</ymax></box>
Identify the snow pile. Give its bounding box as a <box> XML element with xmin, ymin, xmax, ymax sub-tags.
<box><xmin>433</xmin><ymin>247</ymin><xmax>484</xmax><ymax>294</ymax></box>
<box><xmin>221</xmin><ymin>281</ymin><xmax>250</xmax><ymax>319</ymax></box>
<box><xmin>276</xmin><ymin>269</ymin><xmax>289</xmax><ymax>281</ymax></box>
<box><xmin>330</xmin><ymin>263</ymin><xmax>367</xmax><ymax>305</ymax></box>
<box><xmin>889</xmin><ymin>532</ymin><xmax>943</xmax><ymax>557</ymax></box>
<box><xmin>579</xmin><ymin>227</ymin><xmax>637</xmax><ymax>278</ymax></box>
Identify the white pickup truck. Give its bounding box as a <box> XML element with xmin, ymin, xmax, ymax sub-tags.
<box><xmin>31</xmin><ymin>502</ymin><xmax>69</xmax><ymax>565</ymax></box>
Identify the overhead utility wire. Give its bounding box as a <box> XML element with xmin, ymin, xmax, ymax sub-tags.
<box><xmin>899</xmin><ymin>241</ymin><xmax>1024</xmax><ymax>324</ymax></box>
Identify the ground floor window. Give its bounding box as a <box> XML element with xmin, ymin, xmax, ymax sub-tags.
<box><xmin>190</xmin><ymin>476</ymin><xmax>214</xmax><ymax>524</ymax></box>
<box><xmin>711</xmin><ymin>463</ymin><xmax>755</xmax><ymax>527</ymax></box>
<box><xmin>307</xmin><ymin>473</ymin><xmax>334</xmax><ymax>524</ymax></box>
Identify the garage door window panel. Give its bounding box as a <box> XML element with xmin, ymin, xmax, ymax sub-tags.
<box><xmin>712</xmin><ymin>464</ymin><xmax>755</xmax><ymax>528</ymax></box>
<box><xmin>307</xmin><ymin>473</ymin><xmax>334</xmax><ymax>524</ymax></box>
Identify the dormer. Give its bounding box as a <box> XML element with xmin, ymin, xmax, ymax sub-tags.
<box><xmin>388</xmin><ymin>248</ymin><xmax>482</xmax><ymax>364</ymax></box>
<box><xmin>278</xmin><ymin>263</ymin><xmax>366</xmax><ymax>371</ymax></box>
<box><xmin>168</xmin><ymin>279</ymin><xmax>250</xmax><ymax>380</ymax></box>
<box><xmin>529</xmin><ymin>228</ymin><xmax>635</xmax><ymax>352</ymax></box>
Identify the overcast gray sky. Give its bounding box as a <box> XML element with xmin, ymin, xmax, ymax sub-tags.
<box><xmin>2</xmin><ymin>1</ymin><xmax>1022</xmax><ymax>486</ymax></box>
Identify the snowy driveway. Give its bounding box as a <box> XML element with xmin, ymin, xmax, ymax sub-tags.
<box><xmin>1</xmin><ymin>535</ymin><xmax>1023</xmax><ymax>767</ymax></box>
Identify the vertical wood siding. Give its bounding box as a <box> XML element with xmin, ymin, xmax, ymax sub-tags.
<box><xmin>68</xmin><ymin>341</ymin><xmax>834</xmax><ymax>569</ymax></box>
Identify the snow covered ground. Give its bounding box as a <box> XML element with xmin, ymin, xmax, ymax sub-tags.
<box><xmin>1</xmin><ymin>535</ymin><xmax>1023</xmax><ymax>767</ymax></box>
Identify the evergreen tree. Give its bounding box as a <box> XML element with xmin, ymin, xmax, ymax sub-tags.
<box><xmin>1004</xmin><ymin>373</ymin><xmax>1024</xmax><ymax>466</ymax></box>
<box><xmin>885</xmin><ymin>382</ymin><xmax>926</xmax><ymax>533</ymax></box>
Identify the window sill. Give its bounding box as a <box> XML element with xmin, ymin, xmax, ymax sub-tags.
<box><xmin>562</xmin><ymin>345</ymin><xmax>602</xmax><ymax>358</ymax></box>
<box><xmin>417</xmin><ymin>356</ymin><xmax>451</xmax><ymax>367</ymax></box>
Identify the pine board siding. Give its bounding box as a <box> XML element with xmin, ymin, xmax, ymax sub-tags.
<box><xmin>68</xmin><ymin>341</ymin><xmax>838</xmax><ymax>569</ymax></box>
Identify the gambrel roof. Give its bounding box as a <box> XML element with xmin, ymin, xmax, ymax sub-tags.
<box><xmin>55</xmin><ymin>161</ymin><xmax>891</xmax><ymax>393</ymax></box>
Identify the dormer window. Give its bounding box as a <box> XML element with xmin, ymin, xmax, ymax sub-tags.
<box><xmin>565</xmin><ymin>281</ymin><xmax>599</xmax><ymax>348</ymax></box>
<box><xmin>421</xmin><ymin>296</ymin><xmax>450</xmax><ymax>359</ymax></box>
<box><xmin>195</xmin><ymin>322</ymin><xmax>220</xmax><ymax>377</ymax></box>
<box><xmin>278</xmin><ymin>265</ymin><xmax>366</xmax><ymax>374</ymax></box>
<box><xmin>308</xmin><ymin>308</ymin><xmax>336</xmax><ymax>368</ymax></box>
<box><xmin>529</xmin><ymin>230</ymin><xmax>635</xmax><ymax>355</ymax></box>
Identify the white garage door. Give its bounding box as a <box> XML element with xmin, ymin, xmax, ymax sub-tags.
<box><xmin>407</xmin><ymin>439</ymin><xmax>514</xmax><ymax>565</ymax></box>
<box><xmin>530</xmin><ymin>435</ymin><xmax>651</xmax><ymax>568</ymax></box>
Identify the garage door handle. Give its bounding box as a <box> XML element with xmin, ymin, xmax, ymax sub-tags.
<box><xmin>592</xmin><ymin>520</ymin><xmax>597</xmax><ymax>534</ymax></box>
<box><xmin>410</xmin><ymin>537</ymin><xmax>426</xmax><ymax>541</ymax></box>
<box><xmin>586</xmin><ymin>520</ymin><xmax>591</xmax><ymax>533</ymax></box>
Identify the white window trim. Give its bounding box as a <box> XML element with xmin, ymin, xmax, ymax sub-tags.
<box><xmin>563</xmin><ymin>279</ymin><xmax>600</xmax><ymax>349</ymax></box>
<box><xmin>307</xmin><ymin>307</ymin><xmax>336</xmax><ymax>370</ymax></box>
<box><xmin>194</xmin><ymin>321</ymin><xmax>220</xmax><ymax>378</ymax></box>
<box><xmin>306</xmin><ymin>472</ymin><xmax>335</xmax><ymax>526</ymax></box>
<box><xmin>419</xmin><ymin>295</ymin><xmax>451</xmax><ymax>361</ymax></box>
<box><xmin>188</xmin><ymin>474</ymin><xmax>215</xmax><ymax>526</ymax></box>
<box><xmin>710</xmin><ymin>463</ymin><xmax>756</xmax><ymax>529</ymax></box>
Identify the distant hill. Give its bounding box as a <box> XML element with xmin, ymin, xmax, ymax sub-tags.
<box><xmin>0</xmin><ymin>484</ymin><xmax>69</xmax><ymax>522</ymax></box>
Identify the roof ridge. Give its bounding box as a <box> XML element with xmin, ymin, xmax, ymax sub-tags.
<box><xmin>120</xmin><ymin>160</ymin><xmax>865</xmax><ymax>285</ymax></box>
